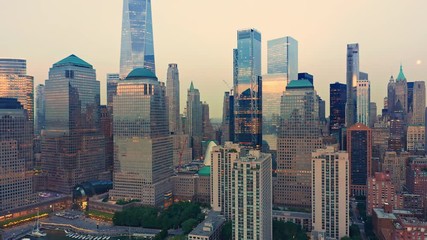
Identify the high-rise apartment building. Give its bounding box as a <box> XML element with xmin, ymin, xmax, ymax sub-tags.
<box><xmin>345</xmin><ymin>43</ymin><xmax>359</xmax><ymax>127</ymax></box>
<box><xmin>42</xmin><ymin>54</ymin><xmax>106</xmax><ymax>193</ymax></box>
<box><xmin>120</xmin><ymin>0</ymin><xmax>155</xmax><ymax>78</ymax></box>
<box><xmin>110</xmin><ymin>68</ymin><xmax>172</xmax><ymax>206</ymax></box>
<box><xmin>267</xmin><ymin>36</ymin><xmax>298</xmax><ymax>82</ymax></box>
<box><xmin>0</xmin><ymin>58</ymin><xmax>26</xmax><ymax>75</ymax></box>
<box><xmin>367</xmin><ymin>172</ymin><xmax>396</xmax><ymax>215</ymax></box>
<box><xmin>347</xmin><ymin>123</ymin><xmax>372</xmax><ymax>196</ymax></box>
<box><xmin>186</xmin><ymin>82</ymin><xmax>203</xmax><ymax>159</ymax></box>
<box><xmin>275</xmin><ymin>80</ymin><xmax>323</xmax><ymax>207</ymax></box>
<box><xmin>330</xmin><ymin>82</ymin><xmax>347</xmax><ymax>144</ymax></box>
<box><xmin>356</xmin><ymin>78</ymin><xmax>370</xmax><ymax>126</ymax></box>
<box><xmin>312</xmin><ymin>147</ymin><xmax>349</xmax><ymax>240</ymax></box>
<box><xmin>106</xmin><ymin>73</ymin><xmax>119</xmax><ymax>108</ymax></box>
<box><xmin>234</xmin><ymin>29</ymin><xmax>262</xmax><ymax>149</ymax></box>
<box><xmin>232</xmin><ymin>150</ymin><xmax>272</xmax><ymax>240</ymax></box>
<box><xmin>0</xmin><ymin>98</ymin><xmax>36</xmax><ymax>212</ymax></box>
<box><xmin>166</xmin><ymin>63</ymin><xmax>180</xmax><ymax>134</ymax></box>
<box><xmin>410</xmin><ymin>81</ymin><xmax>426</xmax><ymax>125</ymax></box>
<box><xmin>210</xmin><ymin>142</ymin><xmax>241</xmax><ymax>220</ymax></box>
<box><xmin>35</xmin><ymin>84</ymin><xmax>45</xmax><ymax>134</ymax></box>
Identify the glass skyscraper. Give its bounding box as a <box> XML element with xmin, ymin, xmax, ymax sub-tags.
<box><xmin>0</xmin><ymin>58</ymin><xmax>26</xmax><ymax>75</ymax></box>
<box><xmin>106</xmin><ymin>73</ymin><xmax>119</xmax><ymax>108</ymax></box>
<box><xmin>186</xmin><ymin>82</ymin><xmax>203</xmax><ymax>159</ymax></box>
<box><xmin>267</xmin><ymin>36</ymin><xmax>298</xmax><ymax>82</ymax></box>
<box><xmin>42</xmin><ymin>54</ymin><xmax>106</xmax><ymax>193</ymax></box>
<box><xmin>120</xmin><ymin>0</ymin><xmax>156</xmax><ymax>79</ymax></box>
<box><xmin>35</xmin><ymin>84</ymin><xmax>45</xmax><ymax>134</ymax></box>
<box><xmin>346</xmin><ymin>43</ymin><xmax>359</xmax><ymax>127</ymax></box>
<box><xmin>234</xmin><ymin>29</ymin><xmax>262</xmax><ymax>149</ymax></box>
<box><xmin>110</xmin><ymin>68</ymin><xmax>172</xmax><ymax>206</ymax></box>
<box><xmin>166</xmin><ymin>63</ymin><xmax>180</xmax><ymax>134</ymax></box>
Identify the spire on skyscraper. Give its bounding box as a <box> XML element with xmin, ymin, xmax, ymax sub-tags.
<box><xmin>396</xmin><ymin>64</ymin><xmax>406</xmax><ymax>82</ymax></box>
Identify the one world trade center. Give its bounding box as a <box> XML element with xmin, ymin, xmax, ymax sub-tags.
<box><xmin>120</xmin><ymin>0</ymin><xmax>156</xmax><ymax>78</ymax></box>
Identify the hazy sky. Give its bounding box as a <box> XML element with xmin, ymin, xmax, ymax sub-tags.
<box><xmin>1</xmin><ymin>0</ymin><xmax>427</xmax><ymax>118</ymax></box>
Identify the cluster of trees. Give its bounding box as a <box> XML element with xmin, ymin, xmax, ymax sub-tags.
<box><xmin>112</xmin><ymin>202</ymin><xmax>204</xmax><ymax>231</ymax></box>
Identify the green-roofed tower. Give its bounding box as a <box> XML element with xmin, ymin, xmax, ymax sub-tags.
<box><xmin>396</xmin><ymin>64</ymin><xmax>407</xmax><ymax>82</ymax></box>
<box><xmin>53</xmin><ymin>54</ymin><xmax>93</xmax><ymax>68</ymax></box>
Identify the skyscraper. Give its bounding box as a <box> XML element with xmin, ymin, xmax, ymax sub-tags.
<box><xmin>186</xmin><ymin>82</ymin><xmax>203</xmax><ymax>159</ymax></box>
<box><xmin>42</xmin><ymin>54</ymin><xmax>106</xmax><ymax>193</ymax></box>
<box><xmin>345</xmin><ymin>43</ymin><xmax>359</xmax><ymax>127</ymax></box>
<box><xmin>330</xmin><ymin>82</ymin><xmax>347</xmax><ymax>132</ymax></box>
<box><xmin>234</xmin><ymin>29</ymin><xmax>262</xmax><ymax>149</ymax></box>
<box><xmin>106</xmin><ymin>73</ymin><xmax>119</xmax><ymax>108</ymax></box>
<box><xmin>35</xmin><ymin>84</ymin><xmax>45</xmax><ymax>134</ymax></box>
<box><xmin>312</xmin><ymin>147</ymin><xmax>349</xmax><ymax>240</ymax></box>
<box><xmin>232</xmin><ymin>150</ymin><xmax>272</xmax><ymax>240</ymax></box>
<box><xmin>298</xmin><ymin>72</ymin><xmax>313</xmax><ymax>85</ymax></box>
<box><xmin>0</xmin><ymin>98</ymin><xmax>36</xmax><ymax>212</ymax></box>
<box><xmin>275</xmin><ymin>80</ymin><xmax>323</xmax><ymax>208</ymax></box>
<box><xmin>0</xmin><ymin>59</ymin><xmax>34</xmax><ymax>122</ymax></box>
<box><xmin>202</xmin><ymin>102</ymin><xmax>214</xmax><ymax>141</ymax></box>
<box><xmin>410</xmin><ymin>81</ymin><xmax>425</xmax><ymax>125</ymax></box>
<box><xmin>262</xmin><ymin>74</ymin><xmax>286</xmax><ymax>143</ymax></box>
<box><xmin>0</xmin><ymin>58</ymin><xmax>26</xmax><ymax>75</ymax></box>
<box><xmin>267</xmin><ymin>36</ymin><xmax>298</xmax><ymax>82</ymax></box>
<box><xmin>347</xmin><ymin>123</ymin><xmax>372</xmax><ymax>196</ymax></box>
<box><xmin>369</xmin><ymin>102</ymin><xmax>377</xmax><ymax>127</ymax></box>
<box><xmin>110</xmin><ymin>68</ymin><xmax>172</xmax><ymax>206</ymax></box>
<box><xmin>211</xmin><ymin>142</ymin><xmax>241</xmax><ymax>220</ymax></box>
<box><xmin>120</xmin><ymin>0</ymin><xmax>155</xmax><ymax>78</ymax></box>
<box><xmin>394</xmin><ymin>65</ymin><xmax>408</xmax><ymax>114</ymax></box>
<box><xmin>221</xmin><ymin>91</ymin><xmax>234</xmax><ymax>144</ymax></box>
<box><xmin>356</xmin><ymin>78</ymin><xmax>370</xmax><ymax>126</ymax></box>
<box><xmin>166</xmin><ymin>63</ymin><xmax>180</xmax><ymax>134</ymax></box>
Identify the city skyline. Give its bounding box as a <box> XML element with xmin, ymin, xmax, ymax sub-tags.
<box><xmin>1</xmin><ymin>1</ymin><xmax>427</xmax><ymax>118</ymax></box>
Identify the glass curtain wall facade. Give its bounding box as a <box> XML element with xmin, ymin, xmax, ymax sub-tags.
<box><xmin>42</xmin><ymin>55</ymin><xmax>106</xmax><ymax>194</ymax></box>
<box><xmin>346</xmin><ymin>43</ymin><xmax>359</xmax><ymax>127</ymax></box>
<box><xmin>267</xmin><ymin>36</ymin><xmax>298</xmax><ymax>82</ymax></box>
<box><xmin>35</xmin><ymin>84</ymin><xmax>45</xmax><ymax>134</ymax></box>
<box><xmin>107</xmin><ymin>73</ymin><xmax>119</xmax><ymax>108</ymax></box>
<box><xmin>0</xmin><ymin>59</ymin><xmax>26</xmax><ymax>75</ymax></box>
<box><xmin>166</xmin><ymin>63</ymin><xmax>180</xmax><ymax>134</ymax></box>
<box><xmin>357</xmin><ymin>79</ymin><xmax>370</xmax><ymax>126</ymax></box>
<box><xmin>275</xmin><ymin>80</ymin><xmax>323</xmax><ymax>208</ymax></box>
<box><xmin>234</xmin><ymin>29</ymin><xmax>262</xmax><ymax>149</ymax></box>
<box><xmin>186</xmin><ymin>82</ymin><xmax>203</xmax><ymax>159</ymax></box>
<box><xmin>110</xmin><ymin>68</ymin><xmax>172</xmax><ymax>207</ymax></box>
<box><xmin>120</xmin><ymin>0</ymin><xmax>156</xmax><ymax>78</ymax></box>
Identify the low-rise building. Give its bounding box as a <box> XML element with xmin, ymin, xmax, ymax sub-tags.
<box><xmin>188</xmin><ymin>211</ymin><xmax>226</xmax><ymax>240</ymax></box>
<box><xmin>272</xmin><ymin>210</ymin><xmax>312</xmax><ymax>231</ymax></box>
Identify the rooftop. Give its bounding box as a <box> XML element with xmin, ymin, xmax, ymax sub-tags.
<box><xmin>53</xmin><ymin>54</ymin><xmax>93</xmax><ymax>68</ymax></box>
<box><xmin>126</xmin><ymin>68</ymin><xmax>157</xmax><ymax>80</ymax></box>
<box><xmin>396</xmin><ymin>65</ymin><xmax>407</xmax><ymax>82</ymax></box>
<box><xmin>286</xmin><ymin>79</ymin><xmax>313</xmax><ymax>89</ymax></box>
<box><xmin>188</xmin><ymin>211</ymin><xmax>226</xmax><ymax>237</ymax></box>
<box><xmin>198</xmin><ymin>166</ymin><xmax>211</xmax><ymax>176</ymax></box>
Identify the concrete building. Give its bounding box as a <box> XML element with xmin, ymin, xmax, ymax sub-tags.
<box><xmin>110</xmin><ymin>68</ymin><xmax>172</xmax><ymax>207</ymax></box>
<box><xmin>345</xmin><ymin>43</ymin><xmax>359</xmax><ymax>127</ymax></box>
<box><xmin>196</xmin><ymin>166</ymin><xmax>211</xmax><ymax>204</ymax></box>
<box><xmin>406</xmin><ymin>157</ymin><xmax>427</xmax><ymax>198</ymax></box>
<box><xmin>347</xmin><ymin>123</ymin><xmax>372</xmax><ymax>196</ymax></box>
<box><xmin>276</xmin><ymin>80</ymin><xmax>323</xmax><ymax>208</ymax></box>
<box><xmin>35</xmin><ymin>84</ymin><xmax>45</xmax><ymax>134</ymax></box>
<box><xmin>367</xmin><ymin>172</ymin><xmax>396</xmax><ymax>215</ymax></box>
<box><xmin>186</xmin><ymin>82</ymin><xmax>203</xmax><ymax>159</ymax></box>
<box><xmin>381</xmin><ymin>151</ymin><xmax>408</xmax><ymax>192</ymax></box>
<box><xmin>356</xmin><ymin>78</ymin><xmax>370</xmax><ymax>126</ymax></box>
<box><xmin>166</xmin><ymin>63</ymin><xmax>180</xmax><ymax>134</ymax></box>
<box><xmin>272</xmin><ymin>210</ymin><xmax>312</xmax><ymax>231</ymax></box>
<box><xmin>188</xmin><ymin>211</ymin><xmax>226</xmax><ymax>240</ymax></box>
<box><xmin>369</xmin><ymin>102</ymin><xmax>377</xmax><ymax>127</ymax></box>
<box><xmin>171</xmin><ymin>173</ymin><xmax>197</xmax><ymax>202</ymax></box>
<box><xmin>410</xmin><ymin>81</ymin><xmax>425</xmax><ymax>125</ymax></box>
<box><xmin>232</xmin><ymin>150</ymin><xmax>272</xmax><ymax>240</ymax></box>
<box><xmin>0</xmin><ymin>98</ymin><xmax>36</xmax><ymax>212</ymax></box>
<box><xmin>312</xmin><ymin>147</ymin><xmax>349</xmax><ymax>240</ymax></box>
<box><xmin>407</xmin><ymin>125</ymin><xmax>425</xmax><ymax>152</ymax></box>
<box><xmin>210</xmin><ymin>142</ymin><xmax>240</xmax><ymax>220</ymax></box>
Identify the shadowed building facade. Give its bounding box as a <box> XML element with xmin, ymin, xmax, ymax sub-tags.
<box><xmin>110</xmin><ymin>68</ymin><xmax>172</xmax><ymax>206</ymax></box>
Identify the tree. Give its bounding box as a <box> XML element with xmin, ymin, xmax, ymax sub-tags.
<box><xmin>341</xmin><ymin>237</ymin><xmax>352</xmax><ymax>240</ymax></box>
<box><xmin>182</xmin><ymin>218</ymin><xmax>198</xmax><ymax>234</ymax></box>
<box><xmin>273</xmin><ymin>220</ymin><xmax>308</xmax><ymax>240</ymax></box>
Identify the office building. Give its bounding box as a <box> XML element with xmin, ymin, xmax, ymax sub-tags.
<box><xmin>0</xmin><ymin>58</ymin><xmax>26</xmax><ymax>75</ymax></box>
<box><xmin>369</xmin><ymin>102</ymin><xmax>377</xmax><ymax>127</ymax></box>
<box><xmin>262</xmin><ymin>74</ymin><xmax>286</xmax><ymax>137</ymax></box>
<box><xmin>110</xmin><ymin>68</ymin><xmax>172</xmax><ymax>206</ymax></box>
<box><xmin>120</xmin><ymin>0</ymin><xmax>156</xmax><ymax>78</ymax></box>
<box><xmin>42</xmin><ymin>54</ymin><xmax>106</xmax><ymax>193</ymax></box>
<box><xmin>406</xmin><ymin>157</ymin><xmax>427</xmax><ymax>198</ymax></box>
<box><xmin>393</xmin><ymin>66</ymin><xmax>408</xmax><ymax>114</ymax></box>
<box><xmin>166</xmin><ymin>63</ymin><xmax>180</xmax><ymax>134</ymax></box>
<box><xmin>410</xmin><ymin>81</ymin><xmax>426</xmax><ymax>125</ymax></box>
<box><xmin>312</xmin><ymin>147</ymin><xmax>349</xmax><ymax>240</ymax></box>
<box><xmin>234</xmin><ymin>29</ymin><xmax>262</xmax><ymax>149</ymax></box>
<box><xmin>35</xmin><ymin>84</ymin><xmax>45</xmax><ymax>134</ymax></box>
<box><xmin>407</xmin><ymin>125</ymin><xmax>425</xmax><ymax>152</ymax></box>
<box><xmin>188</xmin><ymin>211</ymin><xmax>226</xmax><ymax>240</ymax></box>
<box><xmin>202</xmin><ymin>102</ymin><xmax>214</xmax><ymax>141</ymax></box>
<box><xmin>330</xmin><ymin>82</ymin><xmax>347</xmax><ymax>141</ymax></box>
<box><xmin>347</xmin><ymin>123</ymin><xmax>372</xmax><ymax>196</ymax></box>
<box><xmin>275</xmin><ymin>80</ymin><xmax>323</xmax><ymax>207</ymax></box>
<box><xmin>367</xmin><ymin>172</ymin><xmax>396</xmax><ymax>215</ymax></box>
<box><xmin>345</xmin><ymin>43</ymin><xmax>359</xmax><ymax>127</ymax></box>
<box><xmin>381</xmin><ymin>151</ymin><xmax>408</xmax><ymax>192</ymax></box>
<box><xmin>220</xmin><ymin>91</ymin><xmax>234</xmax><ymax>144</ymax></box>
<box><xmin>106</xmin><ymin>73</ymin><xmax>119</xmax><ymax>108</ymax></box>
<box><xmin>267</xmin><ymin>36</ymin><xmax>298</xmax><ymax>82</ymax></box>
<box><xmin>100</xmin><ymin>105</ymin><xmax>114</xmax><ymax>175</ymax></box>
<box><xmin>356</xmin><ymin>79</ymin><xmax>370</xmax><ymax>126</ymax></box>
<box><xmin>0</xmin><ymin>98</ymin><xmax>36</xmax><ymax>212</ymax></box>
<box><xmin>298</xmin><ymin>72</ymin><xmax>313</xmax><ymax>85</ymax></box>
<box><xmin>232</xmin><ymin>150</ymin><xmax>272</xmax><ymax>240</ymax></box>
<box><xmin>187</xmin><ymin>82</ymin><xmax>203</xmax><ymax>159</ymax></box>
<box><xmin>210</xmin><ymin>142</ymin><xmax>241</xmax><ymax>220</ymax></box>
